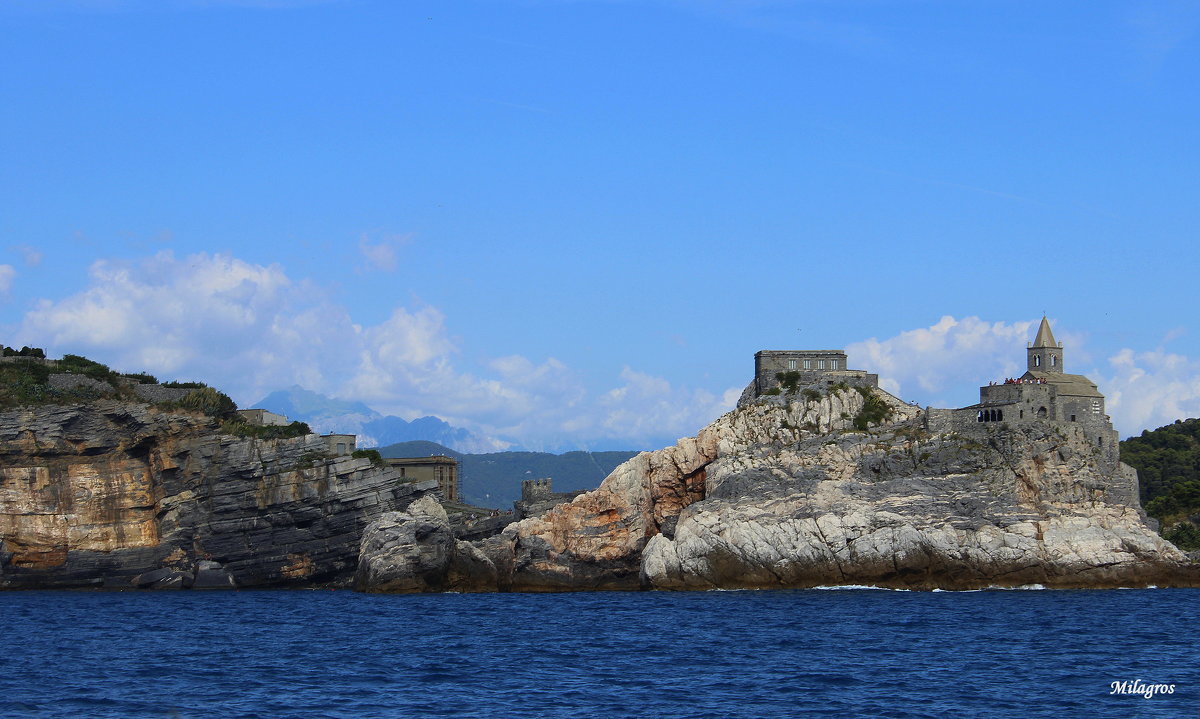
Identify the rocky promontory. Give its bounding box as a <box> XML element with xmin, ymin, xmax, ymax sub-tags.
<box><xmin>0</xmin><ymin>402</ymin><xmax>432</xmax><ymax>589</ymax></box>
<box><xmin>357</xmin><ymin>387</ymin><xmax>1199</xmax><ymax>592</ymax></box>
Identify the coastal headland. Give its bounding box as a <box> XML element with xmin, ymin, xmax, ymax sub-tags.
<box><xmin>2</xmin><ymin>323</ymin><xmax>1198</xmax><ymax>591</ymax></box>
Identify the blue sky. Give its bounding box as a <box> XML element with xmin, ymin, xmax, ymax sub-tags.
<box><xmin>1</xmin><ymin>0</ymin><xmax>1198</xmax><ymax>450</ymax></box>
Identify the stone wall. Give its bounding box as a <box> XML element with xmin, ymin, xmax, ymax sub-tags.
<box><xmin>131</xmin><ymin>384</ymin><xmax>193</xmax><ymax>404</ymax></box>
<box><xmin>47</xmin><ymin>373</ymin><xmax>113</xmax><ymax>394</ymax></box>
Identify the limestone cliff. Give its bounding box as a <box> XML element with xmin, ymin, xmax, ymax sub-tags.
<box><xmin>0</xmin><ymin>402</ymin><xmax>431</xmax><ymax>589</ymax></box>
<box><xmin>357</xmin><ymin>388</ymin><xmax>1198</xmax><ymax>591</ymax></box>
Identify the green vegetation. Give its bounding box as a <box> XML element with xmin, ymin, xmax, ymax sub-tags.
<box><xmin>764</xmin><ymin>387</ymin><xmax>781</xmax><ymax>396</ymax></box>
<box><xmin>774</xmin><ymin>371</ymin><xmax>802</xmax><ymax>393</ymax></box>
<box><xmin>828</xmin><ymin>381</ymin><xmax>851</xmax><ymax>395</ymax></box>
<box><xmin>220</xmin><ymin>418</ymin><xmax>312</xmax><ymax>439</ymax></box>
<box><xmin>1121</xmin><ymin>418</ymin><xmax>1200</xmax><ymax>550</ymax></box>
<box><xmin>172</xmin><ymin>387</ymin><xmax>238</xmax><ymax>418</ymax></box>
<box><xmin>352</xmin><ymin>448</ymin><xmax>385</xmax><ymax>467</ymax></box>
<box><xmin>162</xmin><ymin>380</ymin><xmax>207</xmax><ymax>389</ymax></box>
<box><xmin>801</xmin><ymin>388</ymin><xmax>821</xmax><ymax>403</ymax></box>
<box><xmin>852</xmin><ymin>386</ymin><xmax>892</xmax><ymax>431</ymax></box>
<box><xmin>1</xmin><ymin>345</ymin><xmax>45</xmax><ymax>358</ymax></box>
<box><xmin>0</xmin><ymin>360</ymin><xmax>54</xmax><ymax>407</ymax></box>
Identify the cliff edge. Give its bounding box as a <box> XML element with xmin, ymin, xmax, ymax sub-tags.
<box><xmin>357</xmin><ymin>388</ymin><xmax>1198</xmax><ymax>592</ymax></box>
<box><xmin>0</xmin><ymin>402</ymin><xmax>431</xmax><ymax>589</ymax></box>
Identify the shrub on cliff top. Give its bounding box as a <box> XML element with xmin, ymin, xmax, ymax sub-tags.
<box><xmin>852</xmin><ymin>387</ymin><xmax>892</xmax><ymax>431</ymax></box>
<box><xmin>219</xmin><ymin>419</ymin><xmax>312</xmax><ymax>439</ymax></box>
<box><xmin>176</xmin><ymin>387</ymin><xmax>238</xmax><ymax>418</ymax></box>
<box><xmin>352</xmin><ymin>448</ymin><xmax>385</xmax><ymax>467</ymax></box>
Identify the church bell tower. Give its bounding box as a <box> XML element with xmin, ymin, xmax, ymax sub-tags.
<box><xmin>1027</xmin><ymin>316</ymin><xmax>1063</xmax><ymax>374</ymax></box>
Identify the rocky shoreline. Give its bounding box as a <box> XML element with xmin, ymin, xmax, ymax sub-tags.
<box><xmin>2</xmin><ymin>391</ymin><xmax>1197</xmax><ymax>592</ymax></box>
<box><xmin>356</xmin><ymin>388</ymin><xmax>1200</xmax><ymax>592</ymax></box>
<box><xmin>0</xmin><ymin>402</ymin><xmax>430</xmax><ymax>589</ymax></box>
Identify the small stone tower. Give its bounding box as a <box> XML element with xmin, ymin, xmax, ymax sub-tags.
<box><xmin>1027</xmin><ymin>316</ymin><xmax>1064</xmax><ymax>374</ymax></box>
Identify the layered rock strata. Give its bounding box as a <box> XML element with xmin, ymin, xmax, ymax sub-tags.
<box><xmin>357</xmin><ymin>388</ymin><xmax>1197</xmax><ymax>591</ymax></box>
<box><xmin>0</xmin><ymin>402</ymin><xmax>431</xmax><ymax>589</ymax></box>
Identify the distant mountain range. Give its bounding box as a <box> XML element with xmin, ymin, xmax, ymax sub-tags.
<box><xmin>376</xmin><ymin>440</ymin><xmax>639</xmax><ymax>507</ymax></box>
<box><xmin>251</xmin><ymin>386</ymin><xmax>509</xmax><ymax>453</ymax></box>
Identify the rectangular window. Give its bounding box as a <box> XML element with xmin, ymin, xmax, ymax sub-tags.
<box><xmin>803</xmin><ymin>359</ymin><xmax>811</xmax><ymax>369</ymax></box>
<box><xmin>1092</xmin><ymin>400</ymin><xmax>1101</xmax><ymax>414</ymax></box>
<box><xmin>400</xmin><ymin>467</ymin><xmax>406</xmax><ymax>478</ymax></box>
<box><xmin>817</xmin><ymin>360</ymin><xmax>825</xmax><ymax>369</ymax></box>
<box><xmin>788</xmin><ymin>359</ymin><xmax>796</xmax><ymax>370</ymax></box>
<box><xmin>830</xmin><ymin>360</ymin><xmax>839</xmax><ymax>370</ymax></box>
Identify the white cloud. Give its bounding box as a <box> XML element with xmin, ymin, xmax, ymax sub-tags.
<box><xmin>16</xmin><ymin>250</ymin><xmax>733</xmax><ymax>450</ymax></box>
<box><xmin>0</xmin><ymin>265</ymin><xmax>14</xmax><ymax>296</ymax></box>
<box><xmin>1098</xmin><ymin>349</ymin><xmax>1200</xmax><ymax>437</ymax></box>
<box><xmin>12</xmin><ymin>245</ymin><xmax>42</xmax><ymax>267</ymax></box>
<box><xmin>848</xmin><ymin>315</ymin><xmax>1200</xmax><ymax>437</ymax></box>
<box><xmin>357</xmin><ymin>234</ymin><xmax>409</xmax><ymax>273</ymax></box>
<box><xmin>847</xmin><ymin>316</ymin><xmax>1036</xmax><ymax>407</ymax></box>
<box><xmin>598</xmin><ymin>367</ymin><xmax>738</xmax><ymax>443</ymax></box>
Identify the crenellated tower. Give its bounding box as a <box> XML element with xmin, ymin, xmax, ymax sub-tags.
<box><xmin>1027</xmin><ymin>316</ymin><xmax>1063</xmax><ymax>374</ymax></box>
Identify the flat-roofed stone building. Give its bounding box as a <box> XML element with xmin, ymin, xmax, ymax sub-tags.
<box><xmin>753</xmin><ymin>349</ymin><xmax>879</xmax><ymax>397</ymax></box>
<box><xmin>322</xmin><ymin>434</ymin><xmax>357</xmax><ymax>456</ymax></box>
<box><xmin>384</xmin><ymin>455</ymin><xmax>459</xmax><ymax>503</ymax></box>
<box><xmin>236</xmin><ymin>409</ymin><xmax>290</xmax><ymax>427</ymax></box>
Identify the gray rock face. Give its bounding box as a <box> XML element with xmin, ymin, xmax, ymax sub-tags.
<box><xmin>355</xmin><ymin>496</ymin><xmax>496</xmax><ymax>592</ymax></box>
<box><xmin>356</xmin><ymin>388</ymin><xmax>1198</xmax><ymax>592</ymax></box>
<box><xmin>0</xmin><ymin>402</ymin><xmax>436</xmax><ymax>589</ymax></box>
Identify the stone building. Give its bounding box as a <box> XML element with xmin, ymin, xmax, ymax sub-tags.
<box><xmin>513</xmin><ymin>478</ymin><xmax>585</xmax><ymax>520</ymax></box>
<box><xmin>926</xmin><ymin>317</ymin><xmax>1118</xmax><ymax>456</ymax></box>
<box><xmin>384</xmin><ymin>455</ymin><xmax>459</xmax><ymax>502</ymax></box>
<box><xmin>322</xmin><ymin>434</ymin><xmax>357</xmax><ymax>456</ymax></box>
<box><xmin>753</xmin><ymin>349</ymin><xmax>879</xmax><ymax>397</ymax></box>
<box><xmin>236</xmin><ymin>409</ymin><xmax>290</xmax><ymax>427</ymax></box>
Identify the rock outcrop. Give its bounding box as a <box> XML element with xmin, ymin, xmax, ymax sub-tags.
<box><xmin>357</xmin><ymin>388</ymin><xmax>1198</xmax><ymax>591</ymax></box>
<box><xmin>0</xmin><ymin>402</ymin><xmax>433</xmax><ymax>589</ymax></box>
<box><xmin>354</xmin><ymin>495</ymin><xmax>496</xmax><ymax>592</ymax></box>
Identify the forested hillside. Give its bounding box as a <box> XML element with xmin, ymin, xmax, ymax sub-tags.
<box><xmin>1121</xmin><ymin>419</ymin><xmax>1200</xmax><ymax>550</ymax></box>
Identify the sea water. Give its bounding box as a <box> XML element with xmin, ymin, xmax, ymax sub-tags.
<box><xmin>1</xmin><ymin>588</ymin><xmax>1196</xmax><ymax>718</ymax></box>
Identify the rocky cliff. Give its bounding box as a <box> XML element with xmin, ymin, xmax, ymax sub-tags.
<box><xmin>356</xmin><ymin>388</ymin><xmax>1199</xmax><ymax>592</ymax></box>
<box><xmin>0</xmin><ymin>402</ymin><xmax>431</xmax><ymax>589</ymax></box>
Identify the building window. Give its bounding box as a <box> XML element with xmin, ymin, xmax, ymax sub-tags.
<box><xmin>803</xmin><ymin>359</ymin><xmax>811</xmax><ymax>369</ymax></box>
<box><xmin>830</xmin><ymin>360</ymin><xmax>839</xmax><ymax>370</ymax></box>
<box><xmin>1092</xmin><ymin>400</ymin><xmax>1101</xmax><ymax>414</ymax></box>
<box><xmin>337</xmin><ymin>442</ymin><xmax>346</xmax><ymax>454</ymax></box>
<box><xmin>1051</xmin><ymin>355</ymin><xmax>1057</xmax><ymax>367</ymax></box>
<box><xmin>788</xmin><ymin>359</ymin><xmax>796</xmax><ymax>370</ymax></box>
<box><xmin>400</xmin><ymin>467</ymin><xmax>406</xmax><ymax>478</ymax></box>
<box><xmin>1035</xmin><ymin>355</ymin><xmax>1041</xmax><ymax>367</ymax></box>
<box><xmin>1070</xmin><ymin>415</ymin><xmax>1076</xmax><ymax>422</ymax></box>
<box><xmin>817</xmin><ymin>359</ymin><xmax>825</xmax><ymax>369</ymax></box>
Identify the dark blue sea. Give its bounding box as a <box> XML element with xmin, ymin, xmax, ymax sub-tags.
<box><xmin>2</xmin><ymin>587</ymin><xmax>1196</xmax><ymax>718</ymax></box>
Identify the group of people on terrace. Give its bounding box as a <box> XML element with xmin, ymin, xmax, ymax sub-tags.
<box><xmin>988</xmin><ymin>377</ymin><xmax>1047</xmax><ymax>386</ymax></box>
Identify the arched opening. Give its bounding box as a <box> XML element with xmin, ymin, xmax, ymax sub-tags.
<box><xmin>977</xmin><ymin>410</ymin><xmax>983</xmax><ymax>422</ymax></box>
<box><xmin>1035</xmin><ymin>355</ymin><xmax>1041</xmax><ymax>367</ymax></box>
<box><xmin>997</xmin><ymin>409</ymin><xmax>1003</xmax><ymax>421</ymax></box>
<box><xmin>1051</xmin><ymin>355</ymin><xmax>1057</xmax><ymax>367</ymax></box>
<box><xmin>1037</xmin><ymin>407</ymin><xmax>1047</xmax><ymax>418</ymax></box>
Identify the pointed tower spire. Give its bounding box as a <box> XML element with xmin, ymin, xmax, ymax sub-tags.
<box><xmin>1027</xmin><ymin>316</ymin><xmax>1064</xmax><ymax>374</ymax></box>
<box><xmin>1032</xmin><ymin>316</ymin><xmax>1057</xmax><ymax>348</ymax></box>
